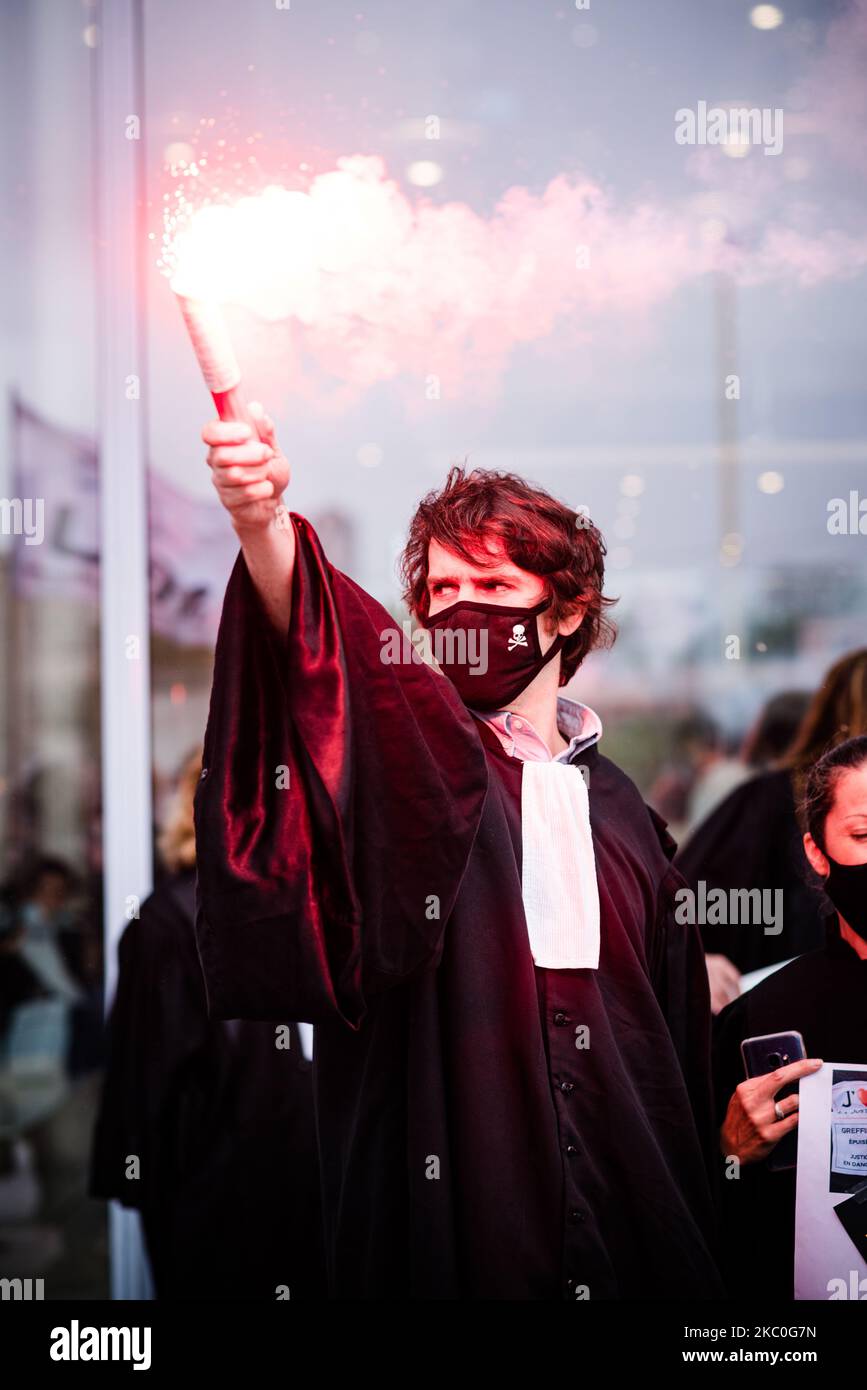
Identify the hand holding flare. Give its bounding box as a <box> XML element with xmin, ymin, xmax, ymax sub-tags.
<box><xmin>202</xmin><ymin>405</ymin><xmax>290</xmax><ymax>535</ymax></box>
<box><xmin>172</xmin><ymin>292</ymin><xmax>290</xmax><ymax>529</ymax></box>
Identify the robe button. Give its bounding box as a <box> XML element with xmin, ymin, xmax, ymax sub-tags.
<box><xmin>553</xmin><ymin>1011</ymin><xmax>569</xmax><ymax>1027</ymax></box>
<box><xmin>568</xmin><ymin>1208</ymin><xmax>585</xmax><ymax>1224</ymax></box>
<box><xmin>200</xmin><ymin>767</ymin><xmax>208</xmax><ymax>779</ymax></box>
<box><xmin>559</xmin><ymin>1080</ymin><xmax>574</xmax><ymax>1095</ymax></box>
<box><xmin>565</xmin><ymin>1144</ymin><xmax>579</xmax><ymax>1157</ymax></box>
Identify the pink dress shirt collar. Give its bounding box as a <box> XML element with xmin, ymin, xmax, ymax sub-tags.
<box><xmin>472</xmin><ymin>695</ymin><xmax>602</xmax><ymax>764</ymax></box>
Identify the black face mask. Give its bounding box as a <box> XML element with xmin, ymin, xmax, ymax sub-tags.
<box><xmin>423</xmin><ymin>598</ymin><xmax>566</xmax><ymax>711</ymax></box>
<box><xmin>824</xmin><ymin>855</ymin><xmax>867</xmax><ymax>940</ymax></box>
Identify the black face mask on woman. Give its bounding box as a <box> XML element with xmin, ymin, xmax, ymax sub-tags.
<box><xmin>424</xmin><ymin>598</ymin><xmax>566</xmax><ymax>711</ymax></box>
<box><xmin>824</xmin><ymin>855</ymin><xmax>867</xmax><ymax>940</ymax></box>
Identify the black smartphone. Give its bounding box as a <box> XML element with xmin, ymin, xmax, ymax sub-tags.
<box><xmin>740</xmin><ymin>1031</ymin><xmax>807</xmax><ymax>1172</ymax></box>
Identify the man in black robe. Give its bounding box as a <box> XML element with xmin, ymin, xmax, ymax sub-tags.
<box><xmin>194</xmin><ymin>419</ymin><xmax>724</xmax><ymax>1299</ymax></box>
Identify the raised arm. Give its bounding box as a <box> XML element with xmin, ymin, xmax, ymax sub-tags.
<box><xmin>193</xmin><ymin>439</ymin><xmax>490</xmax><ymax>1026</ymax></box>
<box><xmin>202</xmin><ymin>402</ymin><xmax>295</xmax><ymax>636</ymax></box>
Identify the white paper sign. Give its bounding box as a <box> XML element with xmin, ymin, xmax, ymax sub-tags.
<box><xmin>794</xmin><ymin>1063</ymin><xmax>867</xmax><ymax>1300</ymax></box>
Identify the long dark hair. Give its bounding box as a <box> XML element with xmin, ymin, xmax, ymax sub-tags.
<box><xmin>784</xmin><ymin>649</ymin><xmax>867</xmax><ymax>807</ymax></box>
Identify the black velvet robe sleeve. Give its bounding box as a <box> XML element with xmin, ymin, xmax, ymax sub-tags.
<box><xmin>193</xmin><ymin>513</ymin><xmax>490</xmax><ymax>1029</ymax></box>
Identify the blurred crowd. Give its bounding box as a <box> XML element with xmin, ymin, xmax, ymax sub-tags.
<box><xmin>0</xmin><ymin>853</ymin><xmax>105</xmax><ymax>1289</ymax></box>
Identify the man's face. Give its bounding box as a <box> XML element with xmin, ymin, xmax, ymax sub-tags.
<box><xmin>425</xmin><ymin>537</ymin><xmax>547</xmax><ymax>617</ymax></box>
<box><xmin>425</xmin><ymin>538</ymin><xmax>585</xmax><ymax>650</ymax></box>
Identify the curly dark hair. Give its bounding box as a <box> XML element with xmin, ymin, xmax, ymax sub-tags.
<box><xmin>399</xmin><ymin>464</ymin><xmax>617</xmax><ymax>685</ymax></box>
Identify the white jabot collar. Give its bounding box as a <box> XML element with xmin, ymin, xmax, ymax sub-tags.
<box><xmin>473</xmin><ymin>695</ymin><xmax>602</xmax><ymax>970</ymax></box>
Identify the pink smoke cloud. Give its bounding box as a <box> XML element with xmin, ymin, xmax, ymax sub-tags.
<box><xmin>165</xmin><ymin>151</ymin><xmax>867</xmax><ymax>412</ymax></box>
<box><xmin>161</xmin><ymin>3</ymin><xmax>867</xmax><ymax>412</ymax></box>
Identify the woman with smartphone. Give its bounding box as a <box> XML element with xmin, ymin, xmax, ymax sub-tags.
<box><xmin>712</xmin><ymin>734</ymin><xmax>867</xmax><ymax>1299</ymax></box>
